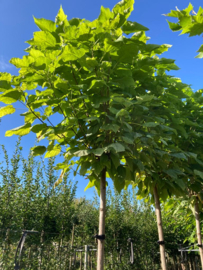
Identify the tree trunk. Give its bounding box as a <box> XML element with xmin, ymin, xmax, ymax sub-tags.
<box><xmin>69</xmin><ymin>224</ymin><xmax>75</xmax><ymax>268</ymax></box>
<box><xmin>173</xmin><ymin>255</ymin><xmax>177</xmax><ymax>270</ymax></box>
<box><xmin>154</xmin><ymin>186</ymin><xmax>167</xmax><ymax>270</ymax></box>
<box><xmin>194</xmin><ymin>198</ymin><xmax>203</xmax><ymax>269</ymax></box>
<box><xmin>97</xmin><ymin>169</ymin><xmax>106</xmax><ymax>270</ymax></box>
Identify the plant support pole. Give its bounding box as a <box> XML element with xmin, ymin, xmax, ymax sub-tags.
<box><xmin>194</xmin><ymin>198</ymin><xmax>203</xmax><ymax>268</ymax></box>
<box><xmin>97</xmin><ymin>169</ymin><xmax>106</xmax><ymax>270</ymax></box>
<box><xmin>84</xmin><ymin>245</ymin><xmax>88</xmax><ymax>270</ymax></box>
<box><xmin>154</xmin><ymin>186</ymin><xmax>167</xmax><ymax>270</ymax></box>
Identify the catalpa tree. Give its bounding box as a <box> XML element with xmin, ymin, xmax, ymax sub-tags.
<box><xmin>0</xmin><ymin>0</ymin><xmax>150</xmax><ymax>268</ymax></box>
<box><xmin>166</xmin><ymin>4</ymin><xmax>203</xmax><ymax>267</ymax></box>
<box><xmin>124</xmin><ymin>67</ymin><xmax>195</xmax><ymax>269</ymax></box>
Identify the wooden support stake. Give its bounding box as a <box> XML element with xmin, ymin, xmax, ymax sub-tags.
<box><xmin>194</xmin><ymin>198</ymin><xmax>203</xmax><ymax>269</ymax></box>
<box><xmin>69</xmin><ymin>224</ymin><xmax>75</xmax><ymax>269</ymax></box>
<box><xmin>84</xmin><ymin>245</ymin><xmax>88</xmax><ymax>270</ymax></box>
<box><xmin>154</xmin><ymin>186</ymin><xmax>167</xmax><ymax>270</ymax></box>
<box><xmin>97</xmin><ymin>169</ymin><xmax>106</xmax><ymax>270</ymax></box>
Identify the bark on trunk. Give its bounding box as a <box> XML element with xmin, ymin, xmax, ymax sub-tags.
<box><xmin>97</xmin><ymin>169</ymin><xmax>106</xmax><ymax>270</ymax></box>
<box><xmin>194</xmin><ymin>198</ymin><xmax>203</xmax><ymax>269</ymax></box>
<box><xmin>69</xmin><ymin>224</ymin><xmax>75</xmax><ymax>268</ymax></box>
<box><xmin>154</xmin><ymin>186</ymin><xmax>167</xmax><ymax>270</ymax></box>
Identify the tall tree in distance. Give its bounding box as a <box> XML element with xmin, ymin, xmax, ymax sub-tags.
<box><xmin>166</xmin><ymin>7</ymin><xmax>203</xmax><ymax>266</ymax></box>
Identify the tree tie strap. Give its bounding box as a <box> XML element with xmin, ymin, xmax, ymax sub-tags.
<box><xmin>157</xmin><ymin>240</ymin><xmax>165</xmax><ymax>245</ymax></box>
<box><xmin>93</xmin><ymin>234</ymin><xmax>105</xmax><ymax>240</ymax></box>
<box><xmin>197</xmin><ymin>244</ymin><xmax>203</xmax><ymax>248</ymax></box>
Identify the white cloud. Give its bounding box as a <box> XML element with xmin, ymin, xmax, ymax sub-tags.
<box><xmin>0</xmin><ymin>56</ymin><xmax>12</xmax><ymax>71</ymax></box>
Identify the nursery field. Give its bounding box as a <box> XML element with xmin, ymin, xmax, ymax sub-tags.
<box><xmin>0</xmin><ymin>141</ymin><xmax>202</xmax><ymax>269</ymax></box>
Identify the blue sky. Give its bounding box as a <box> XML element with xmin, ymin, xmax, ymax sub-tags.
<box><xmin>0</xmin><ymin>0</ymin><xmax>203</xmax><ymax>198</ymax></box>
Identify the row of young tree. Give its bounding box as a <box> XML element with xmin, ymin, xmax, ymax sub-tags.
<box><xmin>0</xmin><ymin>140</ymin><xmax>201</xmax><ymax>269</ymax></box>
<box><xmin>1</xmin><ymin>0</ymin><xmax>203</xmax><ymax>269</ymax></box>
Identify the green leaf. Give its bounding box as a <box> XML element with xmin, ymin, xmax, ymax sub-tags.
<box><xmin>32</xmin><ymin>31</ymin><xmax>57</xmax><ymax>48</ymax></box>
<box><xmin>91</xmin><ymin>148</ymin><xmax>105</xmax><ymax>156</ymax></box>
<box><xmin>98</xmin><ymin>6</ymin><xmax>114</xmax><ymax>22</ymax></box>
<box><xmin>34</xmin><ymin>17</ymin><xmax>56</xmax><ymax>32</ymax></box>
<box><xmin>31</xmin><ymin>123</ymin><xmax>47</xmax><ymax>133</ymax></box>
<box><xmin>0</xmin><ymin>72</ymin><xmax>12</xmax><ymax>91</ymax></box>
<box><xmin>92</xmin><ymin>161</ymin><xmax>104</xmax><ymax>175</ymax></box>
<box><xmin>85</xmin><ymin>57</ymin><xmax>98</xmax><ymax>68</ymax></box>
<box><xmin>80</xmin><ymin>161</ymin><xmax>91</xmax><ymax>175</ymax></box>
<box><xmin>61</xmin><ymin>25</ymin><xmax>77</xmax><ymax>40</ymax></box>
<box><xmin>55</xmin><ymin>6</ymin><xmax>68</xmax><ymax>25</ymax></box>
<box><xmin>45</xmin><ymin>144</ymin><xmax>61</xmax><ymax>158</ymax></box>
<box><xmin>29</xmin><ymin>48</ymin><xmax>44</xmax><ymax>58</ymax></box>
<box><xmin>31</xmin><ymin>145</ymin><xmax>46</xmax><ymax>156</ymax></box>
<box><xmin>0</xmin><ymin>105</ymin><xmax>15</xmax><ymax>117</ymax></box>
<box><xmin>100</xmin><ymin>154</ymin><xmax>111</xmax><ymax>169</ymax></box>
<box><xmin>54</xmin><ymin>162</ymin><xmax>69</xmax><ymax>170</ymax></box>
<box><xmin>136</xmin><ymin>95</ymin><xmax>154</xmax><ymax>104</ymax></box>
<box><xmin>122</xmin><ymin>136</ymin><xmax>134</xmax><ymax>144</ymax></box>
<box><xmin>197</xmin><ymin>45</ymin><xmax>203</xmax><ymax>54</ymax></box>
<box><xmin>194</xmin><ymin>170</ymin><xmax>203</xmax><ymax>179</ymax></box>
<box><xmin>89</xmin><ymin>80</ymin><xmax>107</xmax><ymax>90</ymax></box>
<box><xmin>196</xmin><ymin>52</ymin><xmax>203</xmax><ymax>59</ymax></box>
<box><xmin>135</xmin><ymin>159</ymin><xmax>144</xmax><ymax>171</ymax></box>
<box><xmin>164</xmin><ymin>169</ymin><xmax>184</xmax><ymax>179</ymax></box>
<box><xmin>10</xmin><ymin>56</ymin><xmax>34</xmax><ymax>68</ymax></box>
<box><xmin>122</xmin><ymin>21</ymin><xmax>149</xmax><ymax>34</ymax></box>
<box><xmin>44</xmin><ymin>106</ymin><xmax>53</xmax><ymax>117</ymax></box>
<box><xmin>164</xmin><ymin>9</ymin><xmax>180</xmax><ymax>18</ymax></box>
<box><xmin>118</xmin><ymin>43</ymin><xmax>139</xmax><ymax>63</ymax></box>
<box><xmin>5</xmin><ymin>123</ymin><xmax>31</xmax><ymax>137</ymax></box>
<box><xmin>0</xmin><ymin>90</ymin><xmax>22</xmax><ymax>104</ymax></box>
<box><xmin>113</xmin><ymin>0</ymin><xmax>134</xmax><ymax>19</ymax></box>
<box><xmin>116</xmin><ymin>108</ymin><xmax>130</xmax><ymax>118</ymax></box>
<box><xmin>167</xmin><ymin>20</ymin><xmax>182</xmax><ymax>31</ymax></box>
<box><xmin>60</xmin><ymin>44</ymin><xmax>86</xmax><ymax>61</ymax></box>
<box><xmin>184</xmin><ymin>3</ymin><xmax>194</xmax><ymax>15</ymax></box>
<box><xmin>110</xmin><ymin>152</ymin><xmax>120</xmax><ymax>168</ymax></box>
<box><xmin>84</xmin><ymin>180</ymin><xmax>96</xmax><ymax>191</ymax></box>
<box><xmin>113</xmin><ymin>96</ymin><xmax>132</xmax><ymax>107</ymax></box>
<box><xmin>188</xmin><ymin>23</ymin><xmax>203</xmax><ymax>37</ymax></box>
<box><xmin>151</xmin><ymin>44</ymin><xmax>172</xmax><ymax>55</ymax></box>
<box><xmin>21</xmin><ymin>111</ymin><xmax>41</xmax><ymax>123</ymax></box>
<box><xmin>143</xmin><ymin>122</ymin><xmax>159</xmax><ymax>128</ymax></box>
<box><xmin>170</xmin><ymin>152</ymin><xmax>187</xmax><ymax>160</ymax></box>
<box><xmin>108</xmin><ymin>143</ymin><xmax>125</xmax><ymax>153</ymax></box>
<box><xmin>174</xmin><ymin>178</ymin><xmax>186</xmax><ymax>190</ymax></box>
<box><xmin>114</xmin><ymin>166</ymin><xmax>126</xmax><ymax>193</ymax></box>
<box><xmin>74</xmin><ymin>150</ymin><xmax>89</xmax><ymax>157</ymax></box>
<box><xmin>123</xmin><ymin>122</ymin><xmax>132</xmax><ymax>131</ymax></box>
<box><xmin>102</xmin><ymin>124</ymin><xmax>120</xmax><ymax>133</ymax></box>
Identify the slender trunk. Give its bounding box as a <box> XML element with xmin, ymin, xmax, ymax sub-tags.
<box><xmin>69</xmin><ymin>224</ymin><xmax>75</xmax><ymax>269</ymax></box>
<box><xmin>173</xmin><ymin>255</ymin><xmax>177</xmax><ymax>270</ymax></box>
<box><xmin>154</xmin><ymin>186</ymin><xmax>167</xmax><ymax>270</ymax></box>
<box><xmin>80</xmin><ymin>251</ymin><xmax>82</xmax><ymax>270</ymax></box>
<box><xmin>188</xmin><ymin>257</ymin><xmax>192</xmax><ymax>270</ymax></box>
<box><xmin>97</xmin><ymin>169</ymin><xmax>106</xmax><ymax>270</ymax></box>
<box><xmin>194</xmin><ymin>198</ymin><xmax>203</xmax><ymax>269</ymax></box>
